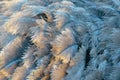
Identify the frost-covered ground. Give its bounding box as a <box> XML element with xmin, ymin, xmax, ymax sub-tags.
<box><xmin>0</xmin><ymin>0</ymin><xmax>120</xmax><ymax>80</ymax></box>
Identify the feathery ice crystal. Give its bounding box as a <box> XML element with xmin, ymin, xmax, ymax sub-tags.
<box><xmin>0</xmin><ymin>0</ymin><xmax>120</xmax><ymax>80</ymax></box>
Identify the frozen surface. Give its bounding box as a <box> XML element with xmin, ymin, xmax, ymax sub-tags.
<box><xmin>0</xmin><ymin>0</ymin><xmax>120</xmax><ymax>80</ymax></box>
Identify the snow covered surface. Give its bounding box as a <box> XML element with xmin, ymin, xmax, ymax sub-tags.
<box><xmin>0</xmin><ymin>0</ymin><xmax>120</xmax><ymax>80</ymax></box>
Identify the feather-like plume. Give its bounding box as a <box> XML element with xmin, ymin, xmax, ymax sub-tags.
<box><xmin>54</xmin><ymin>10</ymin><xmax>71</xmax><ymax>29</ymax></box>
<box><xmin>22</xmin><ymin>5</ymin><xmax>46</xmax><ymax>17</ymax></box>
<box><xmin>63</xmin><ymin>46</ymin><xmax>87</xmax><ymax>80</ymax></box>
<box><xmin>51</xmin><ymin>63</ymin><xmax>68</xmax><ymax>80</ymax></box>
<box><xmin>0</xmin><ymin>0</ymin><xmax>27</xmax><ymax>16</ymax></box>
<box><xmin>3</xmin><ymin>13</ymin><xmax>36</xmax><ymax>35</ymax></box>
<box><xmin>11</xmin><ymin>46</ymin><xmax>35</xmax><ymax>80</ymax></box>
<box><xmin>0</xmin><ymin>59</ymin><xmax>20</xmax><ymax>79</ymax></box>
<box><xmin>61</xmin><ymin>1</ymin><xmax>75</xmax><ymax>6</ymax></box>
<box><xmin>0</xmin><ymin>30</ymin><xmax>16</xmax><ymax>49</ymax></box>
<box><xmin>31</xmin><ymin>30</ymin><xmax>50</xmax><ymax>49</ymax></box>
<box><xmin>51</xmin><ymin>28</ymin><xmax>76</xmax><ymax>55</ymax></box>
<box><xmin>22</xmin><ymin>5</ymin><xmax>53</xmax><ymax>22</ymax></box>
<box><xmin>0</xmin><ymin>36</ymin><xmax>24</xmax><ymax>69</ymax></box>
<box><xmin>73</xmin><ymin>45</ymin><xmax>87</xmax><ymax>64</ymax></box>
<box><xmin>26</xmin><ymin>55</ymin><xmax>51</xmax><ymax>80</ymax></box>
<box><xmin>56</xmin><ymin>45</ymin><xmax>78</xmax><ymax>63</ymax></box>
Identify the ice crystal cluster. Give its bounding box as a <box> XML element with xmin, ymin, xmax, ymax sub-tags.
<box><xmin>0</xmin><ymin>0</ymin><xmax>120</xmax><ymax>80</ymax></box>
